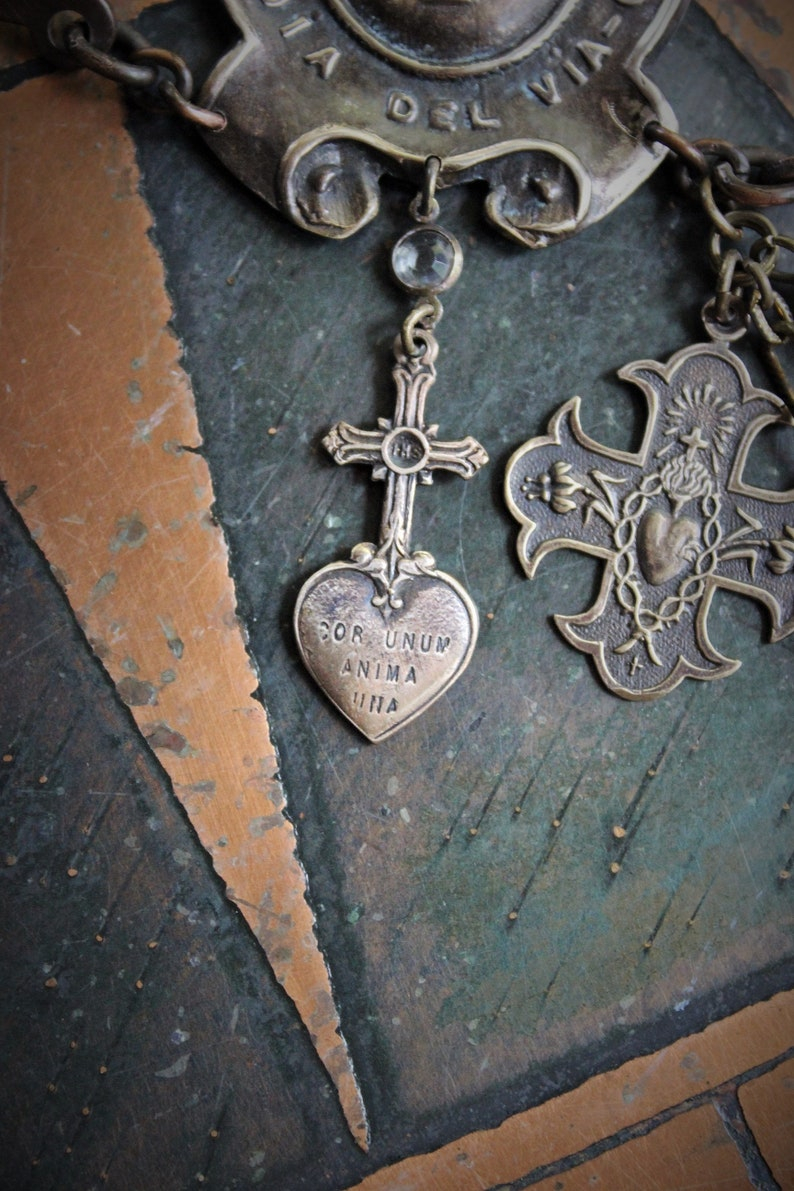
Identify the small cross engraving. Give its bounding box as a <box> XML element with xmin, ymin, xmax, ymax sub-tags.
<box><xmin>323</xmin><ymin>331</ymin><xmax>488</xmax><ymax>580</ymax></box>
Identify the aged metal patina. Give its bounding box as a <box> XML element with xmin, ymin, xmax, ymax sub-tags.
<box><xmin>1</xmin><ymin>1</ymin><xmax>793</xmax><ymax>1176</ymax></box>
<box><xmin>0</xmin><ymin>0</ymin><xmax>116</xmax><ymax>65</ymax></box>
<box><xmin>506</xmin><ymin>124</ymin><xmax>794</xmax><ymax>698</ymax></box>
<box><xmin>505</xmin><ymin>342</ymin><xmax>794</xmax><ymax>697</ymax></box>
<box><xmin>200</xmin><ymin>0</ymin><xmax>687</xmax><ymax>245</ymax></box>
<box><xmin>3</xmin><ymin>0</ymin><xmax>699</xmax><ymax>734</ymax></box>
<box><xmin>194</xmin><ymin>0</ymin><xmax>689</xmax><ymax>731</ymax></box>
<box><xmin>295</xmin><ymin>319</ymin><xmax>487</xmax><ymax>739</ymax></box>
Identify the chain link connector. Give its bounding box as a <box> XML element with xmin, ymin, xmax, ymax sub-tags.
<box><xmin>9</xmin><ymin>2</ymin><xmax>117</xmax><ymax>69</ymax></box>
<box><xmin>712</xmin><ymin>147</ymin><xmax>794</xmax><ymax>208</ymax></box>
<box><xmin>692</xmin><ymin>140</ymin><xmax>750</xmax><ymax>238</ymax></box>
<box><xmin>409</xmin><ymin>157</ymin><xmax>442</xmax><ymax>224</ymax></box>
<box><xmin>691</xmin><ymin>138</ymin><xmax>750</xmax><ymax>179</ymax></box>
<box><xmin>699</xmin><ymin>173</ymin><xmax>742</xmax><ymax>241</ymax></box>
<box><xmin>714</xmin><ymin>247</ymin><xmax>742</xmax><ymax>323</ymax></box>
<box><xmin>644</xmin><ymin>122</ymin><xmax>708</xmax><ymax>178</ymax></box>
<box><xmin>401</xmin><ymin>296</ymin><xmax>442</xmax><ymax>358</ymax></box>
<box><xmin>63</xmin><ymin>21</ymin><xmax>156</xmax><ymax>87</ymax></box>
<box><xmin>753</xmin><ymin>152</ymin><xmax>794</xmax><ymax>186</ymax></box>
<box><xmin>61</xmin><ymin>16</ymin><xmax>226</xmax><ymax>131</ymax></box>
<box><xmin>708</xmin><ymin>209</ymin><xmax>780</xmax><ymax>281</ymax></box>
<box><xmin>749</xmin><ymin>286</ymin><xmax>794</xmax><ymax>348</ymax></box>
<box><xmin>647</xmin><ymin>122</ymin><xmax>794</xmax><ymax>416</ymax></box>
<box><xmin>643</xmin><ymin>123</ymin><xmax>794</xmax><ymax>213</ymax></box>
<box><xmin>701</xmin><ymin>295</ymin><xmax>747</xmax><ymax>343</ymax></box>
<box><xmin>758</xmin><ymin>342</ymin><xmax>794</xmax><ymax>420</ymax></box>
<box><xmin>713</xmin><ymin>161</ymin><xmax>794</xmax><ymax>208</ymax></box>
<box><xmin>129</xmin><ymin>45</ymin><xmax>193</xmax><ymax>103</ymax></box>
<box><xmin>761</xmin><ymin>233</ymin><xmax>794</xmax><ymax>286</ymax></box>
<box><xmin>157</xmin><ymin>81</ymin><xmax>227</xmax><ymax>130</ymax></box>
<box><xmin>744</xmin><ymin>257</ymin><xmax>777</xmax><ymax>312</ymax></box>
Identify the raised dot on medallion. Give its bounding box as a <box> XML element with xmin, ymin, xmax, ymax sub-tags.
<box><xmin>391</xmin><ymin>226</ymin><xmax>463</xmax><ymax>294</ymax></box>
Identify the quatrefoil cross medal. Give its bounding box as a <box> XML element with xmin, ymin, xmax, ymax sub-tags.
<box><xmin>505</xmin><ymin>343</ymin><xmax>794</xmax><ymax>699</ymax></box>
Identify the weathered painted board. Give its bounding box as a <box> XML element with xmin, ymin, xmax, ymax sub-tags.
<box><xmin>124</xmin><ymin>0</ymin><xmax>794</xmax><ymax>1156</ymax></box>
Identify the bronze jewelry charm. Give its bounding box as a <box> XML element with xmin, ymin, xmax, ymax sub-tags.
<box><xmin>505</xmin><ymin>133</ymin><xmax>794</xmax><ymax>699</ymax></box>
<box><xmin>4</xmin><ymin>0</ymin><xmax>792</xmax><ymax>1167</ymax></box>
<box><xmin>9</xmin><ymin>0</ymin><xmax>688</xmax><ymax>734</ymax></box>
<box><xmin>505</xmin><ymin>343</ymin><xmax>793</xmax><ymax>698</ymax></box>
<box><xmin>17</xmin><ymin>1</ymin><xmax>789</xmax><ymax>720</ymax></box>
<box><xmin>200</xmin><ymin>0</ymin><xmax>686</xmax><ymax>246</ymax></box>
<box><xmin>292</xmin><ymin>176</ymin><xmax>488</xmax><ymax>738</ymax></box>
<box><xmin>294</xmin><ymin>312</ymin><xmax>487</xmax><ymax>740</ymax></box>
<box><xmin>196</xmin><ymin>0</ymin><xmax>689</xmax><ymax>732</ymax></box>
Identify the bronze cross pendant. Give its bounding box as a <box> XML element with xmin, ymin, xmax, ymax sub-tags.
<box><xmin>294</xmin><ymin>327</ymin><xmax>488</xmax><ymax>741</ymax></box>
<box><xmin>323</xmin><ymin>329</ymin><xmax>488</xmax><ymax>599</ymax></box>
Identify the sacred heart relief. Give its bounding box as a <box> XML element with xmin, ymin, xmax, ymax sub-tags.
<box><xmin>505</xmin><ymin>343</ymin><xmax>794</xmax><ymax>699</ymax></box>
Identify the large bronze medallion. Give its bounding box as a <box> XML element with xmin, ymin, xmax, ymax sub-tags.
<box><xmin>202</xmin><ymin>0</ymin><xmax>687</xmax><ymax>245</ymax></box>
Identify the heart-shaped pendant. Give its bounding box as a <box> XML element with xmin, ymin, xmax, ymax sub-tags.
<box><xmin>637</xmin><ymin>508</ymin><xmax>700</xmax><ymax>586</ymax></box>
<box><xmin>294</xmin><ymin>324</ymin><xmax>487</xmax><ymax>740</ymax></box>
<box><xmin>295</xmin><ymin>557</ymin><xmax>477</xmax><ymax>741</ymax></box>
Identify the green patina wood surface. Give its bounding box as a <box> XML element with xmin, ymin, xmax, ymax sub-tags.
<box><xmin>1</xmin><ymin>3</ymin><xmax>793</xmax><ymax>1188</ymax></box>
<box><xmin>0</xmin><ymin>496</ymin><xmax>368</xmax><ymax>1189</ymax></box>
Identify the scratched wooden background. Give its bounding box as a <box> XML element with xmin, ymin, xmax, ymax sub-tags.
<box><xmin>1</xmin><ymin>2</ymin><xmax>793</xmax><ymax>1189</ymax></box>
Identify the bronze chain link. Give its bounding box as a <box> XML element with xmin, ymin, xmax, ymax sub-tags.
<box><xmin>7</xmin><ymin>13</ymin><xmax>793</xmax><ymax>407</ymax></box>
<box><xmin>646</xmin><ymin>122</ymin><xmax>794</xmax><ymax>415</ymax></box>
<box><xmin>55</xmin><ymin>10</ymin><xmax>226</xmax><ymax>130</ymax></box>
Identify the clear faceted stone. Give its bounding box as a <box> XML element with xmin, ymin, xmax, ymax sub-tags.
<box><xmin>391</xmin><ymin>227</ymin><xmax>460</xmax><ymax>293</ymax></box>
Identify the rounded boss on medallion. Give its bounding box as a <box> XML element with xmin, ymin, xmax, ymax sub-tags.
<box><xmin>325</xmin><ymin>0</ymin><xmax>577</xmax><ymax>75</ymax></box>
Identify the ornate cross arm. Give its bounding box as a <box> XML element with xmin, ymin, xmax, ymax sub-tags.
<box><xmin>322</xmin><ymin>334</ymin><xmax>488</xmax><ymax>550</ymax></box>
<box><xmin>323</xmin><ymin>421</ymin><xmax>387</xmax><ymax>472</ymax></box>
<box><xmin>424</xmin><ymin>436</ymin><xmax>490</xmax><ymax>480</ymax></box>
<box><xmin>505</xmin><ymin>397</ymin><xmax>642</xmax><ymax>571</ymax></box>
<box><xmin>714</xmin><ymin>414</ymin><xmax>794</xmax><ymax>641</ymax></box>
